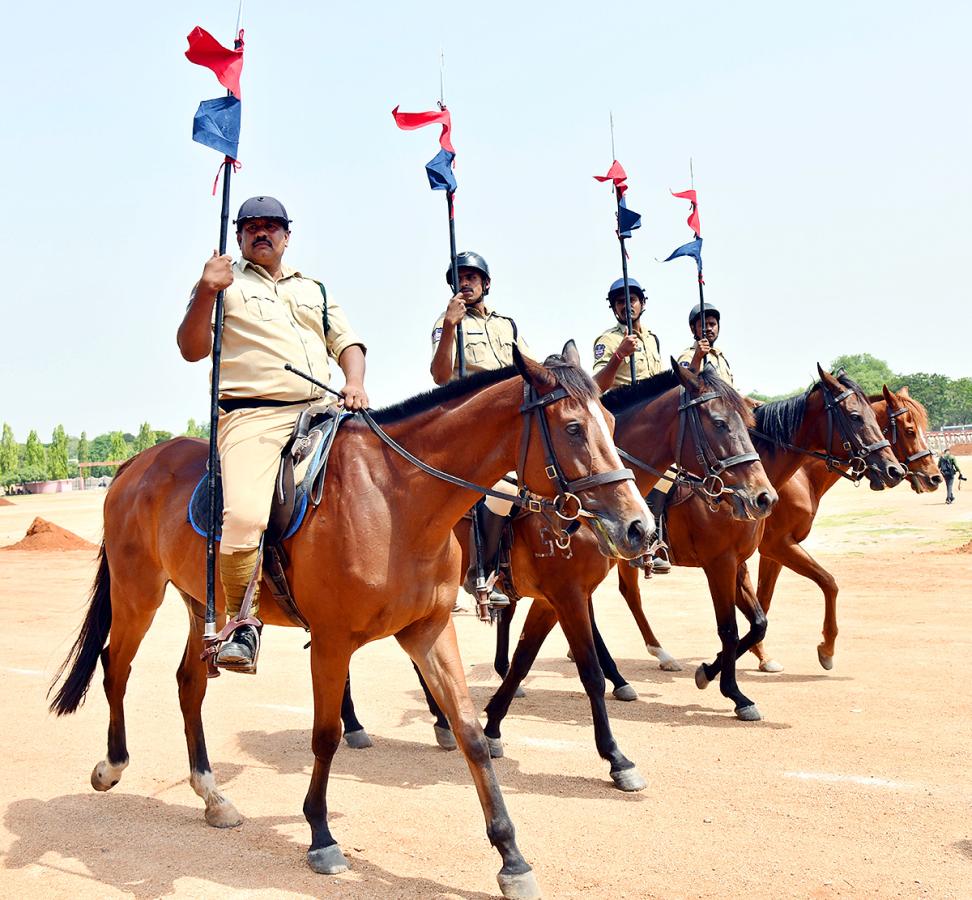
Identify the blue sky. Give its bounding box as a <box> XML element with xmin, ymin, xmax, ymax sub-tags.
<box><xmin>2</xmin><ymin>1</ymin><xmax>969</xmax><ymax>437</ymax></box>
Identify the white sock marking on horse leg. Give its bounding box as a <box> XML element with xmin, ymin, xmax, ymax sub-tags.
<box><xmin>647</xmin><ymin>645</ymin><xmax>675</xmax><ymax>664</ymax></box>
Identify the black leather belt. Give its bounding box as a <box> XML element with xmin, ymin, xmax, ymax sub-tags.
<box><xmin>219</xmin><ymin>398</ymin><xmax>311</xmax><ymax>413</ymax></box>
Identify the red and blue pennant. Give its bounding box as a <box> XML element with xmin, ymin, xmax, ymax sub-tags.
<box><xmin>186</xmin><ymin>27</ymin><xmax>244</xmax><ymax>161</ymax></box>
<box><xmin>595</xmin><ymin>160</ymin><xmax>642</xmax><ymax>239</ymax></box>
<box><xmin>664</xmin><ymin>189</ymin><xmax>703</xmax><ymax>277</ymax></box>
<box><xmin>392</xmin><ymin>106</ymin><xmax>456</xmax><ymax>192</ymax></box>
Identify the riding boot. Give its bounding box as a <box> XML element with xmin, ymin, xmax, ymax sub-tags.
<box><xmin>645</xmin><ymin>489</ymin><xmax>671</xmax><ymax>574</ymax></box>
<box><xmin>216</xmin><ymin>547</ymin><xmax>263</xmax><ymax>674</ymax></box>
<box><xmin>463</xmin><ymin>505</ymin><xmax>511</xmax><ymax>607</ymax></box>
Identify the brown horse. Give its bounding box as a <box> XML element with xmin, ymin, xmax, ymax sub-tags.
<box><xmin>48</xmin><ymin>345</ymin><xmax>651</xmax><ymax>899</ymax></box>
<box><xmin>377</xmin><ymin>362</ymin><xmax>776</xmax><ymax>784</ymax></box>
<box><xmin>750</xmin><ymin>385</ymin><xmax>941</xmax><ymax>672</ymax></box>
<box><xmin>612</xmin><ymin>367</ymin><xmax>905</xmax><ymax>718</ymax></box>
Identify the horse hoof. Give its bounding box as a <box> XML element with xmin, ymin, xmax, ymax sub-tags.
<box><xmin>205</xmin><ymin>799</ymin><xmax>243</xmax><ymax>828</ymax></box>
<box><xmin>487</xmin><ymin>736</ymin><xmax>504</xmax><ymax>758</ymax></box>
<box><xmin>497</xmin><ymin>868</ymin><xmax>542</xmax><ymax>900</ymax></box>
<box><xmin>694</xmin><ymin>664</ymin><xmax>711</xmax><ymax>690</ymax></box>
<box><xmin>513</xmin><ymin>685</ymin><xmax>526</xmax><ymax>699</ymax></box>
<box><xmin>735</xmin><ymin>704</ymin><xmax>762</xmax><ymax>721</ymax></box>
<box><xmin>343</xmin><ymin>729</ymin><xmax>373</xmax><ymax>749</ymax></box>
<box><xmin>612</xmin><ymin>684</ymin><xmax>639</xmax><ymax>702</ymax></box>
<box><xmin>90</xmin><ymin>759</ymin><xmax>127</xmax><ymax>792</ymax></box>
<box><xmin>434</xmin><ymin>724</ymin><xmax>458</xmax><ymax>751</ymax></box>
<box><xmin>758</xmin><ymin>659</ymin><xmax>784</xmax><ymax>673</ymax></box>
<box><xmin>817</xmin><ymin>648</ymin><xmax>834</xmax><ymax>670</ymax></box>
<box><xmin>307</xmin><ymin>844</ymin><xmax>350</xmax><ymax>875</ymax></box>
<box><xmin>610</xmin><ymin>767</ymin><xmax>647</xmax><ymax>792</ymax></box>
<box><xmin>647</xmin><ymin>645</ymin><xmax>683</xmax><ymax>672</ymax></box>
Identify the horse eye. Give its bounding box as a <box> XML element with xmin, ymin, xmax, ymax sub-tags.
<box><xmin>566</xmin><ymin>422</ymin><xmax>583</xmax><ymax>436</ymax></box>
<box><xmin>850</xmin><ymin>412</ymin><xmax>863</xmax><ymax>422</ymax></box>
<box><xmin>713</xmin><ymin>418</ymin><xmax>728</xmax><ymax>430</ymax></box>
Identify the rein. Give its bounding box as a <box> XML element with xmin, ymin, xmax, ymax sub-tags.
<box><xmin>617</xmin><ymin>387</ymin><xmax>759</xmax><ymax>507</ymax></box>
<box><xmin>750</xmin><ymin>385</ymin><xmax>891</xmax><ymax>484</ymax></box>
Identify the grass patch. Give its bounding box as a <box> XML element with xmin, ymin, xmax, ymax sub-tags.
<box><xmin>816</xmin><ymin>508</ymin><xmax>886</xmax><ymax>528</ymax></box>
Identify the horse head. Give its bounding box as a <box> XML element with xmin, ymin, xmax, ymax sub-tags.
<box><xmin>671</xmin><ymin>360</ymin><xmax>778</xmax><ymax>521</ymax></box>
<box><xmin>513</xmin><ymin>341</ymin><xmax>653</xmax><ymax>560</ymax></box>
<box><xmin>880</xmin><ymin>384</ymin><xmax>942</xmax><ymax>493</ymax></box>
<box><xmin>815</xmin><ymin>365</ymin><xmax>905</xmax><ymax>490</ymax></box>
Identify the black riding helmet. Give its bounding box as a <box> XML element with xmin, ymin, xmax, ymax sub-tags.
<box><xmin>446</xmin><ymin>251</ymin><xmax>491</xmax><ymax>295</ymax></box>
<box><xmin>234</xmin><ymin>196</ymin><xmax>292</xmax><ymax>231</ymax></box>
<box><xmin>606</xmin><ymin>277</ymin><xmax>645</xmax><ymax>304</ymax></box>
<box><xmin>689</xmin><ymin>302</ymin><xmax>721</xmax><ymax>328</ymax></box>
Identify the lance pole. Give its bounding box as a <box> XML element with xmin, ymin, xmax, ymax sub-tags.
<box><xmin>691</xmin><ymin>160</ymin><xmax>707</xmax><ymax>367</ymax></box>
<box><xmin>609</xmin><ymin>114</ymin><xmax>636</xmax><ymax>384</ymax></box>
<box><xmin>204</xmin><ymin>16</ymin><xmax>244</xmax><ymax>667</ymax></box>
<box><xmin>446</xmin><ymin>188</ymin><xmax>466</xmax><ymax>378</ymax></box>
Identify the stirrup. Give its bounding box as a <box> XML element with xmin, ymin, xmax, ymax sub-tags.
<box><xmin>214</xmin><ymin>620</ymin><xmax>262</xmax><ymax>675</ymax></box>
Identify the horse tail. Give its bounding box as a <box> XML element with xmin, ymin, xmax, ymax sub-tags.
<box><xmin>48</xmin><ymin>543</ymin><xmax>112</xmax><ymax>716</ymax></box>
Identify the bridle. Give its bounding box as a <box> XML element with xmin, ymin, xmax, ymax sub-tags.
<box><xmin>618</xmin><ymin>387</ymin><xmax>760</xmax><ymax>509</ymax></box>
<box><xmin>750</xmin><ymin>383</ymin><xmax>891</xmax><ymax>484</ymax></box>
<box><xmin>884</xmin><ymin>403</ymin><xmax>935</xmax><ymax>486</ymax></box>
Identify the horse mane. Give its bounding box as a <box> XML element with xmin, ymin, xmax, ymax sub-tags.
<box><xmin>369</xmin><ymin>356</ymin><xmax>598</xmax><ymax>426</ymax></box>
<box><xmin>754</xmin><ymin>372</ymin><xmax>867</xmax><ymax>449</ymax></box>
<box><xmin>603</xmin><ymin>367</ymin><xmax>754</xmax><ymax>426</ymax></box>
<box><xmin>870</xmin><ymin>391</ymin><xmax>929</xmax><ymax>431</ymax></box>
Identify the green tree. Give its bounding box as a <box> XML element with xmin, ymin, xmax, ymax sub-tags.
<box><xmin>896</xmin><ymin>372</ymin><xmax>961</xmax><ymax>428</ymax></box>
<box><xmin>48</xmin><ymin>424</ymin><xmax>69</xmax><ymax>479</ymax></box>
<box><xmin>133</xmin><ymin>421</ymin><xmax>155</xmax><ymax>454</ymax></box>
<box><xmin>77</xmin><ymin>431</ymin><xmax>90</xmax><ymax>463</ymax></box>
<box><xmin>90</xmin><ymin>433</ymin><xmax>112</xmax><ymax>461</ymax></box>
<box><xmin>829</xmin><ymin>353</ymin><xmax>896</xmax><ymax>395</ymax></box>
<box><xmin>108</xmin><ymin>431</ymin><xmax>132</xmax><ymax>462</ymax></box>
<box><xmin>24</xmin><ymin>430</ymin><xmax>45</xmax><ymax>470</ymax></box>
<box><xmin>0</xmin><ymin>423</ymin><xmax>17</xmax><ymax>476</ymax></box>
<box><xmin>153</xmin><ymin>430</ymin><xmax>173</xmax><ymax>444</ymax></box>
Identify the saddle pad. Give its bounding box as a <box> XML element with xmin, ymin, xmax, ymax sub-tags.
<box><xmin>188</xmin><ymin>412</ymin><xmax>349</xmax><ymax>542</ymax></box>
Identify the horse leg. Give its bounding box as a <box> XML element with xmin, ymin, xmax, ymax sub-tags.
<box><xmin>304</xmin><ymin>643</ymin><xmax>356</xmax><ymax>876</ymax></box>
<box><xmin>733</xmin><ymin>564</ymin><xmax>769</xmax><ymax>664</ymax></box>
<box><xmin>694</xmin><ymin>557</ymin><xmax>761</xmax><ymax>721</ymax></box>
<box><xmin>91</xmin><ymin>565</ymin><xmax>166</xmax><ymax>792</ymax></box>
<box><xmin>494</xmin><ymin>601</ymin><xmax>526</xmax><ymax>698</ymax></box>
<box><xmin>411</xmin><ymin>661</ymin><xmax>457</xmax><ymax>750</ymax></box>
<box><xmin>398</xmin><ymin>617</ymin><xmax>540</xmax><ymax>900</ymax></box>
<box><xmin>176</xmin><ymin>593</ymin><xmax>243</xmax><ymax>827</ymax></box>
<box><xmin>770</xmin><ymin>540</ymin><xmax>840</xmax><ymax>670</ymax></box>
<box><xmin>483</xmin><ymin>599</ymin><xmax>559</xmax><ymax>758</ymax></box>
<box><xmin>559</xmin><ymin>598</ymin><xmax>646</xmax><ymax>791</ymax></box>
<box><xmin>751</xmin><ymin>555</ymin><xmax>785</xmax><ymax>672</ymax></box>
<box><xmin>589</xmin><ymin>600</ymin><xmax>638</xmax><ymax>701</ymax></box>
<box><xmin>341</xmin><ymin>672</ymin><xmax>373</xmax><ymax>749</ymax></box>
<box><xmin>617</xmin><ymin>563</ymin><xmax>682</xmax><ymax>671</ymax></box>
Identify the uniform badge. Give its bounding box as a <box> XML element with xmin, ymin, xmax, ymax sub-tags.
<box><xmin>679</xmin><ymin>360</ymin><xmax>691</xmax><ymax>368</ymax></box>
<box><xmin>432</xmin><ymin>327</ymin><xmax>443</xmax><ymax>341</ymax></box>
<box><xmin>594</xmin><ymin>343</ymin><xmax>606</xmax><ymax>360</ymax></box>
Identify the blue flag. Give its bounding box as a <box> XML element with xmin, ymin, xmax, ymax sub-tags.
<box><xmin>192</xmin><ymin>95</ymin><xmax>241</xmax><ymax>159</ymax></box>
<box><xmin>664</xmin><ymin>236</ymin><xmax>703</xmax><ymax>273</ymax></box>
<box><xmin>618</xmin><ymin>197</ymin><xmax>642</xmax><ymax>239</ymax></box>
<box><xmin>425</xmin><ymin>147</ymin><xmax>457</xmax><ymax>192</ymax></box>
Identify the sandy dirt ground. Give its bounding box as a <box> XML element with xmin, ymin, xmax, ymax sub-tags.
<box><xmin>0</xmin><ymin>465</ymin><xmax>970</xmax><ymax>899</ymax></box>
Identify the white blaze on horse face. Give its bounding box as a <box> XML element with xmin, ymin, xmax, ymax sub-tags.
<box><xmin>587</xmin><ymin>400</ymin><xmax>652</xmax><ymax>516</ymax></box>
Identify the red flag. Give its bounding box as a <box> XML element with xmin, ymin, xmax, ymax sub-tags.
<box><xmin>671</xmin><ymin>188</ymin><xmax>701</xmax><ymax>236</ymax></box>
<box><xmin>186</xmin><ymin>27</ymin><xmax>244</xmax><ymax>99</ymax></box>
<box><xmin>391</xmin><ymin>106</ymin><xmax>454</xmax><ymax>154</ymax></box>
<box><xmin>594</xmin><ymin>159</ymin><xmax>629</xmax><ymax>197</ymax></box>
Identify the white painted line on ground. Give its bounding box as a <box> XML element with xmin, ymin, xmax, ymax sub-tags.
<box><xmin>2</xmin><ymin>666</ymin><xmax>46</xmax><ymax>677</ymax></box>
<box><xmin>784</xmin><ymin>771</ymin><xmax>913</xmax><ymax>789</ymax></box>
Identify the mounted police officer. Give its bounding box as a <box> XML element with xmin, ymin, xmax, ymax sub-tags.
<box><xmin>678</xmin><ymin>302</ymin><xmax>734</xmax><ymax>386</ymax></box>
<box><xmin>430</xmin><ymin>251</ymin><xmax>529</xmax><ymax>607</ymax></box>
<box><xmin>177</xmin><ymin>196</ymin><xmax>369</xmax><ymax>673</ymax></box>
<box><xmin>592</xmin><ymin>277</ymin><xmax>662</xmax><ymax>391</ymax></box>
<box><xmin>592</xmin><ymin>277</ymin><xmax>670</xmax><ymax>573</ymax></box>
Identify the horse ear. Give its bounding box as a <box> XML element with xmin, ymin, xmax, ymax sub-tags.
<box><xmin>513</xmin><ymin>344</ymin><xmax>555</xmax><ymax>391</ymax></box>
<box><xmin>672</xmin><ymin>357</ymin><xmax>699</xmax><ymax>389</ymax></box>
<box><xmin>882</xmin><ymin>384</ymin><xmax>896</xmax><ymax>405</ymax></box>
<box><xmin>561</xmin><ymin>339</ymin><xmax>581</xmax><ymax>367</ymax></box>
<box><xmin>817</xmin><ymin>362</ymin><xmax>839</xmax><ymax>390</ymax></box>
<box><xmin>898</xmin><ymin>385</ymin><xmax>911</xmax><ymax>398</ymax></box>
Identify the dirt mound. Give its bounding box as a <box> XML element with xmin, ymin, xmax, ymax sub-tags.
<box><xmin>949</xmin><ymin>442</ymin><xmax>972</xmax><ymax>455</ymax></box>
<box><xmin>0</xmin><ymin>497</ymin><xmax>14</xmax><ymax>506</ymax></box>
<box><xmin>2</xmin><ymin>517</ymin><xmax>97</xmax><ymax>551</ymax></box>
<box><xmin>955</xmin><ymin>539</ymin><xmax>972</xmax><ymax>554</ymax></box>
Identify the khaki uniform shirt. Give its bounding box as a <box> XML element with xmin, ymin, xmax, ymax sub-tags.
<box><xmin>431</xmin><ymin>306</ymin><xmax>531</xmax><ymax>380</ymax></box>
<box><xmin>214</xmin><ymin>259</ymin><xmax>365</xmax><ymax>402</ymax></box>
<box><xmin>678</xmin><ymin>342</ymin><xmax>734</xmax><ymax>386</ymax></box>
<box><xmin>592</xmin><ymin>324</ymin><xmax>662</xmax><ymax>387</ymax></box>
